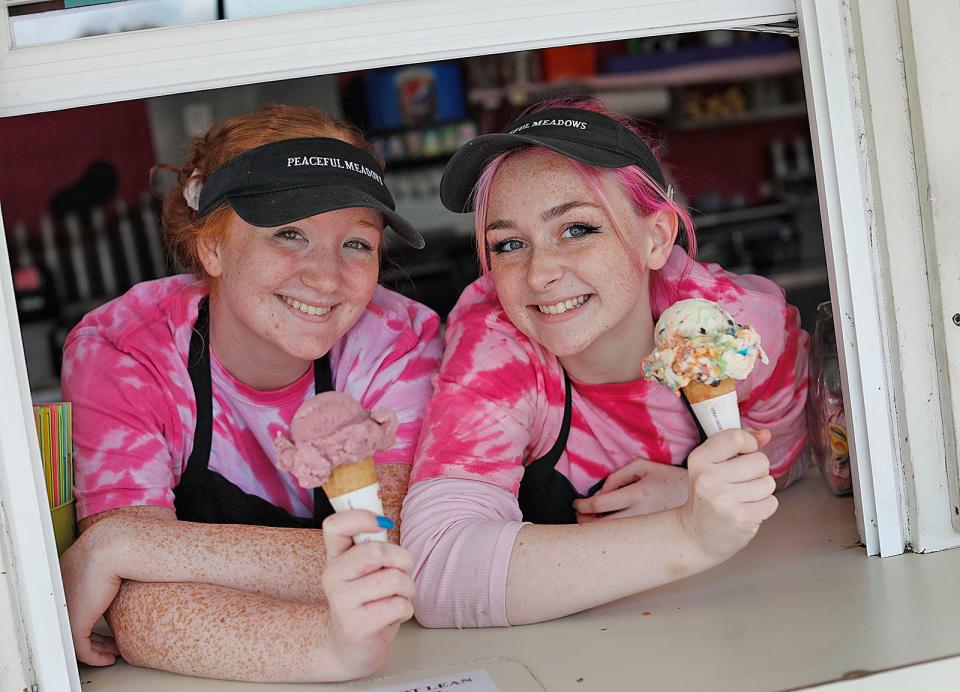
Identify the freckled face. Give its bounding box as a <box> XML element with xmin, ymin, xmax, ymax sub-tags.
<box><xmin>206</xmin><ymin>207</ymin><xmax>382</xmax><ymax>371</ymax></box>
<box><xmin>485</xmin><ymin>151</ymin><xmax>657</xmax><ymax>360</ymax></box>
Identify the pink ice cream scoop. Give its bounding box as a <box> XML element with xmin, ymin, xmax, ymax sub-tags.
<box><xmin>273</xmin><ymin>391</ymin><xmax>397</xmax><ymax>488</ymax></box>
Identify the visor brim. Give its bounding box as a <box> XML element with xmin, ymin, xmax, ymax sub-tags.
<box><xmin>227</xmin><ymin>186</ymin><xmax>425</xmax><ymax>249</ymax></box>
<box><xmin>440</xmin><ymin>133</ymin><xmax>637</xmax><ymax>212</ymax></box>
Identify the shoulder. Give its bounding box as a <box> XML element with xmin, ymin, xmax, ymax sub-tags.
<box><xmin>658</xmin><ymin>247</ymin><xmax>786</xmax><ymax>315</ymax></box>
<box><xmin>349</xmin><ymin>284</ymin><xmax>441</xmax><ymax>351</ymax></box>
<box><xmin>67</xmin><ymin>275</ymin><xmax>205</xmax><ymax>344</ymax></box>
<box><xmin>441</xmin><ymin>274</ymin><xmax>556</xmax><ymax>390</ymax></box>
<box><xmin>657</xmin><ymin>248</ymin><xmax>795</xmax><ymax>358</ymax></box>
<box><xmin>332</xmin><ymin>286</ymin><xmax>443</xmax><ymax>419</ymax></box>
<box><xmin>446</xmin><ymin>274</ymin><xmax>537</xmax><ymax>355</ymax></box>
<box><xmin>60</xmin><ymin>278</ymin><xmax>202</xmax><ymax>449</ymax></box>
<box><xmin>334</xmin><ymin>286</ymin><xmax>442</xmax><ymax>393</ymax></box>
<box><xmin>63</xmin><ymin>276</ymin><xmax>206</xmax><ymax>374</ymax></box>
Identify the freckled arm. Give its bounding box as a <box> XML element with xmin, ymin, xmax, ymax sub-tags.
<box><xmin>402</xmin><ymin>478</ymin><xmax>722</xmax><ymax>628</ymax></box>
<box><xmin>76</xmin><ymin>465</ymin><xmax>410</xmax><ymax>680</ymax></box>
<box><xmin>504</xmin><ymin>511</ymin><xmax>721</xmax><ymax>625</ymax></box>
<box><xmin>108</xmin><ymin>583</ymin><xmax>346</xmax><ymax>681</ymax></box>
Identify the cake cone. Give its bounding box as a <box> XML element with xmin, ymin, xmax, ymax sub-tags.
<box><xmin>322</xmin><ymin>455</ymin><xmax>377</xmax><ymax>498</ymax></box>
<box><xmin>681</xmin><ymin>378</ymin><xmax>740</xmax><ymax>436</ymax></box>
<box><xmin>682</xmin><ymin>378</ymin><xmax>736</xmax><ymax>404</ymax></box>
<box><xmin>322</xmin><ymin>456</ymin><xmax>387</xmax><ymax>543</ymax></box>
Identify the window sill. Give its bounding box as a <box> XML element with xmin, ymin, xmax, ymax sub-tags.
<box><xmin>80</xmin><ymin>467</ymin><xmax>958</xmax><ymax>690</ymax></box>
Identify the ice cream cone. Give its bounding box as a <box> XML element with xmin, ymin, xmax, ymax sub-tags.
<box><xmin>273</xmin><ymin>391</ymin><xmax>398</xmax><ymax>543</ymax></box>
<box><xmin>682</xmin><ymin>378</ymin><xmax>736</xmax><ymax>404</ymax></box>
<box><xmin>322</xmin><ymin>455</ymin><xmax>377</xmax><ymax>498</ymax></box>
<box><xmin>641</xmin><ymin>298</ymin><xmax>768</xmax><ymax>395</ymax></box>
<box><xmin>322</xmin><ymin>456</ymin><xmax>387</xmax><ymax>543</ymax></box>
<box><xmin>681</xmin><ymin>378</ymin><xmax>740</xmax><ymax>436</ymax></box>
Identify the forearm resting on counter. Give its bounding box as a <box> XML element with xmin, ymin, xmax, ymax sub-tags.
<box><xmin>106</xmin><ymin>581</ymin><xmax>349</xmax><ymax>682</ymax></box>
<box><xmin>79</xmin><ymin>464</ymin><xmax>410</xmax><ymax>602</ymax></box>
<box><xmin>504</xmin><ymin>509</ymin><xmax>720</xmax><ymax>625</ymax></box>
<box><xmin>80</xmin><ymin>508</ymin><xmax>330</xmax><ymax>603</ymax></box>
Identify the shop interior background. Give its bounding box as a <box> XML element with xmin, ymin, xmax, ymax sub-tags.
<box><xmin>0</xmin><ymin>28</ymin><xmax>831</xmax><ymax>410</ymax></box>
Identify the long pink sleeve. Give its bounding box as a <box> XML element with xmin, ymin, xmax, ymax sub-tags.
<box><xmin>400</xmin><ymin>478</ymin><xmax>524</xmax><ymax>628</ymax></box>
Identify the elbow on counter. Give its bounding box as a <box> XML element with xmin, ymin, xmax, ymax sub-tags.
<box><xmin>401</xmin><ymin>478</ymin><xmax>525</xmax><ymax>629</ymax></box>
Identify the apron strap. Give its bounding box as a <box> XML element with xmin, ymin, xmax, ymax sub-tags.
<box><xmin>522</xmin><ymin>370</ymin><xmax>572</xmax><ymax>482</ymax></box>
<box><xmin>311</xmin><ymin>355</ymin><xmax>336</xmax><ymax>522</ymax></box>
<box><xmin>180</xmin><ymin>298</ymin><xmax>214</xmax><ymax>488</ymax></box>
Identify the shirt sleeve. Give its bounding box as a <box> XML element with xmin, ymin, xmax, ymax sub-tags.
<box><xmin>403</xmin><ymin>304</ymin><xmax>551</xmax><ymax>628</ymax></box>
<box><xmin>337</xmin><ymin>294</ymin><xmax>443</xmax><ymax>467</ymax></box>
<box><xmin>401</xmin><ymin>478</ymin><xmax>524</xmax><ymax>628</ymax></box>
<box><xmin>61</xmin><ymin>332</ymin><xmax>185</xmax><ymax>520</ymax></box>
<box><xmin>737</xmin><ymin>289</ymin><xmax>811</xmax><ymax>478</ymax></box>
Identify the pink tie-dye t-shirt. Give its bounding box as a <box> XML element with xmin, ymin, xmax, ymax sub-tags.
<box><xmin>62</xmin><ymin>275</ymin><xmax>442</xmax><ymax>521</ymax></box>
<box><xmin>412</xmin><ymin>247</ymin><xmax>810</xmax><ymax>493</ymax></box>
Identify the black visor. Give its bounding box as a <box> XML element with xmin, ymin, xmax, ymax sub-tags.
<box><xmin>198</xmin><ymin>137</ymin><xmax>424</xmax><ymax>249</ymax></box>
<box><xmin>440</xmin><ymin>107</ymin><xmax>667</xmax><ymax>212</ymax></box>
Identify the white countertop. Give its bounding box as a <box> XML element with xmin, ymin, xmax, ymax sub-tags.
<box><xmin>80</xmin><ymin>468</ymin><xmax>960</xmax><ymax>690</ymax></box>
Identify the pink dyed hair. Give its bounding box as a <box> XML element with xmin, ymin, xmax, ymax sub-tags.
<box><xmin>471</xmin><ymin>97</ymin><xmax>697</xmax><ymax>310</ymax></box>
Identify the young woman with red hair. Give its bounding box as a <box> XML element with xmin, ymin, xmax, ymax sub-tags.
<box><xmin>58</xmin><ymin>105</ymin><xmax>441</xmax><ymax>681</ymax></box>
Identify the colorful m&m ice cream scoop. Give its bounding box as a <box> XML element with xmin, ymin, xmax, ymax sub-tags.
<box><xmin>641</xmin><ymin>298</ymin><xmax>767</xmax><ymax>434</ymax></box>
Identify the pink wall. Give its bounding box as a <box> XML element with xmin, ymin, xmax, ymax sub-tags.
<box><xmin>0</xmin><ymin>100</ymin><xmax>156</xmax><ymax>229</ymax></box>
<box><xmin>664</xmin><ymin>116</ymin><xmax>811</xmax><ymax>207</ymax></box>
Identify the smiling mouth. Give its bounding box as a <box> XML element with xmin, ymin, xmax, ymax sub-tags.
<box><xmin>281</xmin><ymin>295</ymin><xmax>334</xmax><ymax>316</ymax></box>
<box><xmin>535</xmin><ymin>294</ymin><xmax>591</xmax><ymax>315</ymax></box>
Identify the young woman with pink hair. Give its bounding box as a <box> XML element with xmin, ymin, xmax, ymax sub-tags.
<box><xmin>401</xmin><ymin>98</ymin><xmax>810</xmax><ymax>627</ymax></box>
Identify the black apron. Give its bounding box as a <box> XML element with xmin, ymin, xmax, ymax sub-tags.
<box><xmin>517</xmin><ymin>371</ymin><xmax>707</xmax><ymax>524</ymax></box>
<box><xmin>173</xmin><ymin>298</ymin><xmax>335</xmax><ymax>527</ymax></box>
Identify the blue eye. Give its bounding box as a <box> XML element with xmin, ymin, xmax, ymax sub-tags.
<box><xmin>344</xmin><ymin>239</ymin><xmax>374</xmax><ymax>252</ymax></box>
<box><xmin>488</xmin><ymin>238</ymin><xmax>526</xmax><ymax>254</ymax></box>
<box><xmin>561</xmin><ymin>223</ymin><xmax>600</xmax><ymax>239</ymax></box>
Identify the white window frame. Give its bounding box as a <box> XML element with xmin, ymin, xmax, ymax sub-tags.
<box><xmin>0</xmin><ymin>1</ymin><xmax>907</xmax><ymax>689</ymax></box>
<box><xmin>894</xmin><ymin>0</ymin><xmax>960</xmax><ymax>549</ymax></box>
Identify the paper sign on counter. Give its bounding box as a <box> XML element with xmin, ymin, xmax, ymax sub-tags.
<box><xmin>363</xmin><ymin>668</ymin><xmax>500</xmax><ymax>692</ymax></box>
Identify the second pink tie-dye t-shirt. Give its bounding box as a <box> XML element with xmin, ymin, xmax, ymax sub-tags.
<box><xmin>62</xmin><ymin>275</ymin><xmax>442</xmax><ymax>521</ymax></box>
<box><xmin>403</xmin><ymin>247</ymin><xmax>809</xmax><ymax>628</ymax></box>
<box><xmin>413</xmin><ymin>246</ymin><xmax>810</xmax><ymax>493</ymax></box>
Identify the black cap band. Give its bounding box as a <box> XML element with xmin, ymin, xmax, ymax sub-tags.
<box><xmin>440</xmin><ymin>108</ymin><xmax>666</xmax><ymax>212</ymax></box>
<box><xmin>198</xmin><ymin>137</ymin><xmax>424</xmax><ymax>249</ymax></box>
